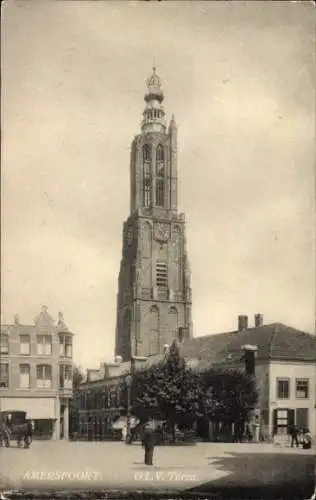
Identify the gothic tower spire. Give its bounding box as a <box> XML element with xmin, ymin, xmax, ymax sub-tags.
<box><xmin>115</xmin><ymin>69</ymin><xmax>193</xmax><ymax>361</ymax></box>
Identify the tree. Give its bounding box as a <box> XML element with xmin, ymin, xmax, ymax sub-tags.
<box><xmin>200</xmin><ymin>367</ymin><xmax>258</xmax><ymax>424</ymax></box>
<box><xmin>127</xmin><ymin>342</ymin><xmax>204</xmax><ymax>441</ymax></box>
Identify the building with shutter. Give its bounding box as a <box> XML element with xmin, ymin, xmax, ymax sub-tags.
<box><xmin>77</xmin><ymin>314</ymin><xmax>316</xmax><ymax>442</ymax></box>
<box><xmin>180</xmin><ymin>314</ymin><xmax>316</xmax><ymax>441</ymax></box>
<box><xmin>0</xmin><ymin>306</ymin><xmax>74</xmax><ymax>440</ymax></box>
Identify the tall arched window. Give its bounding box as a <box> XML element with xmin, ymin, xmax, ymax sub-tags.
<box><xmin>149</xmin><ymin>306</ymin><xmax>159</xmax><ymax>355</ymax></box>
<box><xmin>142</xmin><ymin>222</ymin><xmax>152</xmax><ymax>259</ymax></box>
<box><xmin>168</xmin><ymin>307</ymin><xmax>178</xmax><ymax>342</ymax></box>
<box><xmin>155</xmin><ymin>144</ymin><xmax>165</xmax><ymax>207</ymax></box>
<box><xmin>142</xmin><ymin>145</ymin><xmax>152</xmax><ymax>207</ymax></box>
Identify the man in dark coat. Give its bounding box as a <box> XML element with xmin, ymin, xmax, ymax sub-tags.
<box><xmin>290</xmin><ymin>424</ymin><xmax>299</xmax><ymax>448</ymax></box>
<box><xmin>142</xmin><ymin>426</ymin><xmax>155</xmax><ymax>465</ymax></box>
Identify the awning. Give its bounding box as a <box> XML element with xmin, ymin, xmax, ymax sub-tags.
<box><xmin>111</xmin><ymin>416</ymin><xmax>140</xmax><ymax>429</ymax></box>
<box><xmin>0</xmin><ymin>397</ymin><xmax>56</xmax><ymax>419</ymax></box>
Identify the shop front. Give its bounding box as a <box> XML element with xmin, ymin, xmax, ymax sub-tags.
<box><xmin>0</xmin><ymin>396</ymin><xmax>58</xmax><ymax>439</ymax></box>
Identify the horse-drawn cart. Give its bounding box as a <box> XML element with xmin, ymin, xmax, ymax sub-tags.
<box><xmin>0</xmin><ymin>410</ymin><xmax>33</xmax><ymax>448</ymax></box>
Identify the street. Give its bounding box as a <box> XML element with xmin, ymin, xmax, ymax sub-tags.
<box><xmin>0</xmin><ymin>441</ymin><xmax>315</xmax><ymax>498</ymax></box>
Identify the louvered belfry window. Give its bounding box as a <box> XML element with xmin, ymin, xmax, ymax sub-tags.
<box><xmin>156</xmin><ymin>262</ymin><xmax>168</xmax><ymax>288</ymax></box>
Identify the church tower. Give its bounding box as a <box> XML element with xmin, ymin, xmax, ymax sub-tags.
<box><xmin>115</xmin><ymin>68</ymin><xmax>193</xmax><ymax>361</ymax></box>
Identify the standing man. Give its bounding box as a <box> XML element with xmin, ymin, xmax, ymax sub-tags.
<box><xmin>142</xmin><ymin>424</ymin><xmax>156</xmax><ymax>466</ymax></box>
<box><xmin>290</xmin><ymin>424</ymin><xmax>300</xmax><ymax>448</ymax></box>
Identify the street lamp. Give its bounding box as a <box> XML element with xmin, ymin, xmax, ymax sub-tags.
<box><xmin>125</xmin><ymin>355</ymin><xmax>148</xmax><ymax>445</ymax></box>
<box><xmin>125</xmin><ymin>374</ymin><xmax>132</xmax><ymax>444</ymax></box>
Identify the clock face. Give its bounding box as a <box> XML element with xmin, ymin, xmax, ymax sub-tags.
<box><xmin>127</xmin><ymin>226</ymin><xmax>133</xmax><ymax>245</ymax></box>
<box><xmin>154</xmin><ymin>223</ymin><xmax>169</xmax><ymax>242</ymax></box>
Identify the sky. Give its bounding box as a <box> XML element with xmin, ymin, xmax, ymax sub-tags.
<box><xmin>1</xmin><ymin>0</ymin><xmax>315</xmax><ymax>369</ymax></box>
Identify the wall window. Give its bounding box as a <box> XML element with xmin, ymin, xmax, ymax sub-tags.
<box><xmin>116</xmin><ymin>386</ymin><xmax>121</xmax><ymax>407</ymax></box>
<box><xmin>273</xmin><ymin>408</ymin><xmax>293</xmax><ymax>436</ymax></box>
<box><xmin>109</xmin><ymin>387</ymin><xmax>117</xmax><ymax>407</ymax></box>
<box><xmin>20</xmin><ymin>335</ymin><xmax>30</xmax><ymax>355</ymax></box>
<box><xmin>59</xmin><ymin>364</ymin><xmax>72</xmax><ymax>389</ymax></box>
<box><xmin>37</xmin><ymin>335</ymin><xmax>52</xmax><ymax>356</ymax></box>
<box><xmin>0</xmin><ymin>363</ymin><xmax>9</xmax><ymax>388</ymax></box>
<box><xmin>155</xmin><ymin>144</ymin><xmax>165</xmax><ymax>207</ymax></box>
<box><xmin>59</xmin><ymin>335</ymin><xmax>72</xmax><ymax>358</ymax></box>
<box><xmin>296</xmin><ymin>408</ymin><xmax>309</xmax><ymax>429</ymax></box>
<box><xmin>65</xmin><ymin>338</ymin><xmax>72</xmax><ymax>358</ymax></box>
<box><xmin>36</xmin><ymin>364</ymin><xmax>52</xmax><ymax>389</ymax></box>
<box><xmin>156</xmin><ymin>262</ymin><xmax>168</xmax><ymax>288</ymax></box>
<box><xmin>0</xmin><ymin>332</ymin><xmax>9</xmax><ymax>354</ymax></box>
<box><xmin>295</xmin><ymin>378</ymin><xmax>309</xmax><ymax>399</ymax></box>
<box><xmin>20</xmin><ymin>364</ymin><xmax>30</xmax><ymax>389</ymax></box>
<box><xmin>276</xmin><ymin>378</ymin><xmax>290</xmax><ymax>399</ymax></box>
<box><xmin>142</xmin><ymin>144</ymin><xmax>152</xmax><ymax>207</ymax></box>
<box><xmin>59</xmin><ymin>337</ymin><xmax>64</xmax><ymax>356</ymax></box>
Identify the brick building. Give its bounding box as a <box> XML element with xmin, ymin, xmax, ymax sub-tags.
<box><xmin>115</xmin><ymin>68</ymin><xmax>192</xmax><ymax>361</ymax></box>
<box><xmin>0</xmin><ymin>306</ymin><xmax>74</xmax><ymax>440</ymax></box>
<box><xmin>77</xmin><ymin>315</ymin><xmax>316</xmax><ymax>442</ymax></box>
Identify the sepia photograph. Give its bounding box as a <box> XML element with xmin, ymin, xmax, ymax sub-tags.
<box><xmin>1</xmin><ymin>1</ymin><xmax>315</xmax><ymax>499</ymax></box>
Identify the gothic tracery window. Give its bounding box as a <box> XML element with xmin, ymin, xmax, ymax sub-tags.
<box><xmin>168</xmin><ymin>307</ymin><xmax>178</xmax><ymax>342</ymax></box>
<box><xmin>142</xmin><ymin>145</ymin><xmax>152</xmax><ymax>207</ymax></box>
<box><xmin>155</xmin><ymin>144</ymin><xmax>165</xmax><ymax>207</ymax></box>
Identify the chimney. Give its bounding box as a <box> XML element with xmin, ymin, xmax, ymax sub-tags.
<box><xmin>254</xmin><ymin>314</ymin><xmax>263</xmax><ymax>327</ymax></box>
<box><xmin>238</xmin><ymin>315</ymin><xmax>248</xmax><ymax>331</ymax></box>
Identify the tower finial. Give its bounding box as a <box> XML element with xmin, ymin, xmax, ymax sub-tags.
<box><xmin>142</xmin><ymin>66</ymin><xmax>166</xmax><ymax>133</ymax></box>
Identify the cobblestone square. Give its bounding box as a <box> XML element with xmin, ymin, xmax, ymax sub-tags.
<box><xmin>0</xmin><ymin>441</ymin><xmax>314</xmax><ymax>496</ymax></box>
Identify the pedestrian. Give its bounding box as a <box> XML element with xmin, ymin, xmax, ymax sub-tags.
<box><xmin>142</xmin><ymin>424</ymin><xmax>156</xmax><ymax>466</ymax></box>
<box><xmin>301</xmin><ymin>427</ymin><xmax>312</xmax><ymax>450</ymax></box>
<box><xmin>234</xmin><ymin>420</ymin><xmax>244</xmax><ymax>443</ymax></box>
<box><xmin>290</xmin><ymin>424</ymin><xmax>299</xmax><ymax>448</ymax></box>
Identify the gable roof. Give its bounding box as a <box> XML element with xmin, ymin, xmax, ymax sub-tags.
<box><xmin>80</xmin><ymin>322</ymin><xmax>316</xmax><ymax>390</ymax></box>
<box><xmin>180</xmin><ymin>323</ymin><xmax>316</xmax><ymax>365</ymax></box>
